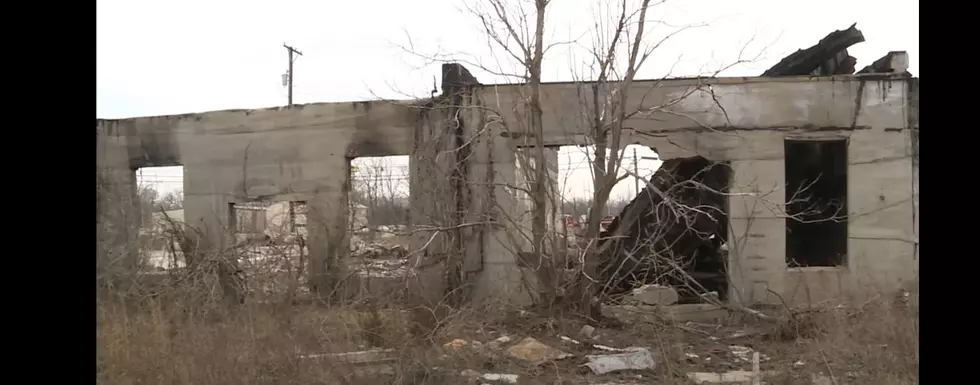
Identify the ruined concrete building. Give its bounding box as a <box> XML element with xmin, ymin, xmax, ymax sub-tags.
<box><xmin>97</xmin><ymin>24</ymin><xmax>918</xmax><ymax>307</ymax></box>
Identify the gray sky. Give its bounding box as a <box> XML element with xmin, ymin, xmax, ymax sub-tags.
<box><xmin>100</xmin><ymin>0</ymin><xmax>918</xmax><ymax>202</ymax></box>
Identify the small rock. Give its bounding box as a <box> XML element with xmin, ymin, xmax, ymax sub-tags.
<box><xmin>487</xmin><ymin>336</ymin><xmax>511</xmax><ymax>350</ymax></box>
<box><xmin>626</xmin><ymin>284</ymin><xmax>679</xmax><ymax>306</ymax></box>
<box><xmin>505</xmin><ymin>337</ymin><xmax>574</xmax><ymax>365</ymax></box>
<box><xmin>580</xmin><ymin>325</ymin><xmax>596</xmax><ymax>338</ymax></box>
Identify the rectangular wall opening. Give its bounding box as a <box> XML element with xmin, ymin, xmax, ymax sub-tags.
<box><xmin>229</xmin><ymin>200</ymin><xmax>309</xmax><ymax>297</ymax></box>
<box><xmin>784</xmin><ymin>139</ymin><xmax>848</xmax><ymax>267</ymax></box>
<box><xmin>348</xmin><ymin>155</ymin><xmax>410</xmax><ymax>262</ymax></box>
<box><xmin>229</xmin><ymin>201</ymin><xmax>272</xmax><ymax>246</ymax></box>
<box><xmin>134</xmin><ymin>166</ymin><xmax>185</xmax><ymax>270</ymax></box>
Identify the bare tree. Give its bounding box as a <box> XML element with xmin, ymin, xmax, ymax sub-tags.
<box><xmin>395</xmin><ymin>0</ymin><xmax>764</xmax><ymax>313</ymax></box>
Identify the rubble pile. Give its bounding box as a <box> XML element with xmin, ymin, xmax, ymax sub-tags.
<box><xmin>348</xmin><ymin>257</ymin><xmax>409</xmax><ymax>278</ymax></box>
<box><xmin>350</xmin><ymin>243</ymin><xmax>408</xmax><ymax>259</ymax></box>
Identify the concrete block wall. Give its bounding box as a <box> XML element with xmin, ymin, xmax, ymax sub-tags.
<box><xmin>97</xmin><ymin>62</ymin><xmax>918</xmax><ymax>308</ymax></box>
<box><xmin>642</xmin><ymin>77</ymin><xmax>916</xmax><ymax>306</ymax></box>
<box><xmin>480</xmin><ymin>73</ymin><xmax>918</xmax><ymax>306</ymax></box>
<box><xmin>97</xmin><ymin>100</ymin><xmax>425</xmax><ymax>298</ymax></box>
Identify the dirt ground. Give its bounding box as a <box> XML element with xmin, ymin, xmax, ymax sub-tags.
<box><xmin>416</xmin><ymin>302</ymin><xmax>916</xmax><ymax>385</ymax></box>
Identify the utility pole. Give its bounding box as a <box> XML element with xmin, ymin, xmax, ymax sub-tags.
<box><xmin>633</xmin><ymin>148</ymin><xmax>640</xmax><ymax>195</ymax></box>
<box><xmin>283</xmin><ymin>43</ymin><xmax>303</xmax><ymax>106</ymax></box>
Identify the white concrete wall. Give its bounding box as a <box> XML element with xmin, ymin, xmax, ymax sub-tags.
<box><xmin>479</xmin><ymin>74</ymin><xmax>917</xmax><ymax>306</ymax></box>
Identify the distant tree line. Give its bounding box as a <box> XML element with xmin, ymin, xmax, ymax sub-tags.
<box><xmin>137</xmin><ymin>185</ymin><xmax>183</xmax><ymax>227</ymax></box>
<box><xmin>561</xmin><ymin>197</ymin><xmax>631</xmax><ymax>219</ymax></box>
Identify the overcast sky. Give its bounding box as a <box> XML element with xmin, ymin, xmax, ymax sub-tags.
<box><xmin>99</xmin><ymin>0</ymin><xmax>918</xmax><ymax>202</ymax></box>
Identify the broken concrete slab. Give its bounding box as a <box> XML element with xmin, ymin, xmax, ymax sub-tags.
<box><xmin>504</xmin><ymin>337</ymin><xmax>574</xmax><ymax>365</ymax></box>
<box><xmin>857</xmin><ymin>51</ymin><xmax>911</xmax><ymax>75</ymax></box>
<box><xmin>481</xmin><ymin>373</ymin><xmax>519</xmax><ymax>384</ymax></box>
<box><xmin>584</xmin><ymin>347</ymin><xmax>657</xmax><ymax>374</ymax></box>
<box><xmin>625</xmin><ymin>284</ymin><xmax>679</xmax><ymax>306</ymax></box>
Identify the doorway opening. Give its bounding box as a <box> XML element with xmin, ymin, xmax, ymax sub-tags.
<box><xmin>134</xmin><ymin>166</ymin><xmax>185</xmax><ymax>270</ymax></box>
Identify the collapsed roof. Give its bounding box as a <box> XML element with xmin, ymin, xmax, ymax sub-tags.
<box><xmin>761</xmin><ymin>23</ymin><xmax>911</xmax><ymax>77</ymax></box>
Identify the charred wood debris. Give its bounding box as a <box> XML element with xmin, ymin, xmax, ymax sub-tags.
<box><xmin>595</xmin><ymin>24</ymin><xmax>909</xmax><ymax>304</ymax></box>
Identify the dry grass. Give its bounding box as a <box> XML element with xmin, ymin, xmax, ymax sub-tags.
<box><xmin>97</xmin><ymin>288</ymin><xmax>918</xmax><ymax>385</ymax></box>
<box><xmin>97</xmin><ymin>228</ymin><xmax>917</xmax><ymax>385</ymax></box>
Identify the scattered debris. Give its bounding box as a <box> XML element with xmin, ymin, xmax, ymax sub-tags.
<box><xmin>686</xmin><ymin>370</ymin><xmax>777</xmax><ymax>384</ymax></box>
<box><xmin>584</xmin><ymin>347</ymin><xmax>658</xmax><ymax>375</ymax></box>
<box><xmin>505</xmin><ymin>337</ymin><xmax>574</xmax><ymax>365</ymax></box>
<box><xmin>593</xmin><ymin>344</ymin><xmax>628</xmax><ymax>352</ymax></box>
<box><xmin>560</xmin><ymin>335</ymin><xmax>581</xmax><ymax>344</ymax></box>
<box><xmin>481</xmin><ymin>373</ymin><xmax>519</xmax><ymax>384</ymax></box>
<box><xmin>793</xmin><ymin>360</ymin><xmax>806</xmax><ymax>368</ymax></box>
<box><xmin>625</xmin><ymin>284</ymin><xmax>679</xmax><ymax>306</ymax></box>
<box><xmin>580</xmin><ymin>325</ymin><xmax>596</xmax><ymax>338</ymax></box>
<box><xmin>350</xmin><ymin>243</ymin><xmax>408</xmax><ymax>259</ymax></box>
<box><xmin>728</xmin><ymin>330</ymin><xmax>753</xmax><ymax>339</ymax></box>
<box><xmin>348</xmin><ymin>257</ymin><xmax>409</xmax><ymax>278</ymax></box>
<box><xmin>299</xmin><ymin>348</ymin><xmax>396</xmax><ymax>364</ymax></box>
<box><xmin>443</xmin><ymin>339</ymin><xmax>468</xmax><ymax>350</ymax></box>
<box><xmin>729</xmin><ymin>345</ymin><xmax>769</xmax><ymax>363</ymax></box>
<box><xmin>460</xmin><ymin>369</ymin><xmax>481</xmax><ymax>378</ymax></box>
